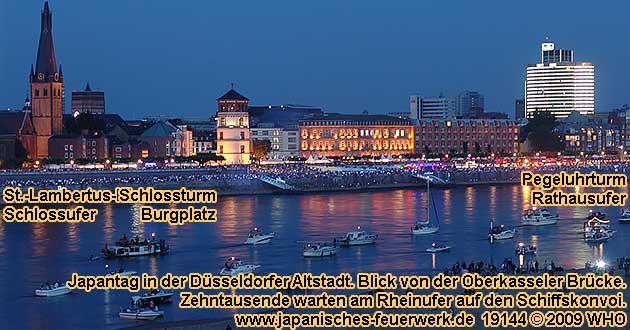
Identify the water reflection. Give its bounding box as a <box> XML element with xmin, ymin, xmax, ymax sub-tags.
<box><xmin>3</xmin><ymin>186</ymin><xmax>630</xmax><ymax>329</ymax></box>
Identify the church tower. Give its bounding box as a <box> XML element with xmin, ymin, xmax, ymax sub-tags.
<box><xmin>29</xmin><ymin>1</ymin><xmax>63</xmax><ymax>159</ymax></box>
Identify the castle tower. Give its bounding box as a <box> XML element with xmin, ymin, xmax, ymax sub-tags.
<box><xmin>29</xmin><ymin>0</ymin><xmax>63</xmax><ymax>159</ymax></box>
<box><xmin>216</xmin><ymin>88</ymin><xmax>251</xmax><ymax>164</ymax></box>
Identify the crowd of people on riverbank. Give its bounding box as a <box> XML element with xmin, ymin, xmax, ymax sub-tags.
<box><xmin>3</xmin><ymin>162</ymin><xmax>630</xmax><ymax>191</ymax></box>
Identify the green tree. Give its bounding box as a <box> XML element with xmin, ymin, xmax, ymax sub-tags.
<box><xmin>252</xmin><ymin>140</ymin><xmax>271</xmax><ymax>161</ymax></box>
<box><xmin>523</xmin><ymin>112</ymin><xmax>564</xmax><ymax>152</ymax></box>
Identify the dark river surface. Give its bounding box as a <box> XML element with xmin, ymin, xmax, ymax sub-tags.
<box><xmin>1</xmin><ymin>185</ymin><xmax>629</xmax><ymax>329</ymax></box>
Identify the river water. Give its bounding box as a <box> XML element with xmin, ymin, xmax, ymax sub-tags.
<box><xmin>1</xmin><ymin>185</ymin><xmax>629</xmax><ymax>329</ymax></box>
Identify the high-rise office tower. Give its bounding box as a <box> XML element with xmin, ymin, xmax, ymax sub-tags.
<box><xmin>525</xmin><ymin>40</ymin><xmax>594</xmax><ymax>118</ymax></box>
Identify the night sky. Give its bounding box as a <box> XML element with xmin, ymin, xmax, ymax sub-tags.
<box><xmin>1</xmin><ymin>0</ymin><xmax>629</xmax><ymax>118</ymax></box>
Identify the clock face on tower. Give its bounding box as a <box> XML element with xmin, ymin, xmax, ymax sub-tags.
<box><xmin>37</xmin><ymin>73</ymin><xmax>44</xmax><ymax>80</ymax></box>
<box><xmin>54</xmin><ymin>73</ymin><xmax>59</xmax><ymax>81</ymax></box>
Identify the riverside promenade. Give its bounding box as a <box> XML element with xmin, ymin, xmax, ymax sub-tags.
<box><xmin>2</xmin><ymin>163</ymin><xmax>629</xmax><ymax>200</ymax></box>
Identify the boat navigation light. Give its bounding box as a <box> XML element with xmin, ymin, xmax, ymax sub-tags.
<box><xmin>151</xmin><ymin>233</ymin><xmax>155</xmax><ymax>237</ymax></box>
<box><xmin>518</xmin><ymin>242</ymin><xmax>524</xmax><ymax>247</ymax></box>
<box><xmin>105</xmin><ymin>264</ymin><xmax>109</xmax><ymax>269</ymax></box>
<box><xmin>596</xmin><ymin>260</ymin><xmax>606</xmax><ymax>269</ymax></box>
<box><xmin>432</xmin><ymin>243</ymin><xmax>436</xmax><ymax>247</ymax></box>
<box><xmin>357</xmin><ymin>226</ymin><xmax>361</xmax><ymax>230</ymax></box>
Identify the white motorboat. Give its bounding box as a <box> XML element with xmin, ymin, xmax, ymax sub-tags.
<box><xmin>302</xmin><ymin>242</ymin><xmax>338</xmax><ymax>257</ymax></box>
<box><xmin>522</xmin><ymin>208</ymin><xmax>558</xmax><ymax>226</ymax></box>
<box><xmin>35</xmin><ymin>282</ymin><xmax>71</xmax><ymax>297</ymax></box>
<box><xmin>219</xmin><ymin>257</ymin><xmax>261</xmax><ymax>276</ymax></box>
<box><xmin>119</xmin><ymin>306</ymin><xmax>164</xmax><ymax>320</ymax></box>
<box><xmin>102</xmin><ymin>234</ymin><xmax>169</xmax><ymax>258</ymax></box>
<box><xmin>426</xmin><ymin>243</ymin><xmax>450</xmax><ymax>253</ymax></box>
<box><xmin>488</xmin><ymin>222</ymin><xmax>516</xmax><ymax>242</ymax></box>
<box><xmin>515</xmin><ymin>243</ymin><xmax>537</xmax><ymax>255</ymax></box>
<box><xmin>244</xmin><ymin>228</ymin><xmax>275</xmax><ymax>245</ymax></box>
<box><xmin>132</xmin><ymin>289</ymin><xmax>174</xmax><ymax>306</ymax></box>
<box><xmin>619</xmin><ymin>208</ymin><xmax>630</xmax><ymax>223</ymax></box>
<box><xmin>335</xmin><ymin>227</ymin><xmax>377</xmax><ymax>246</ymax></box>
<box><xmin>412</xmin><ymin>180</ymin><xmax>439</xmax><ymax>235</ymax></box>
<box><xmin>105</xmin><ymin>266</ymin><xmax>137</xmax><ymax>276</ymax></box>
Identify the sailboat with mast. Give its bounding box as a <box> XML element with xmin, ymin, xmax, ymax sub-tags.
<box><xmin>411</xmin><ymin>180</ymin><xmax>440</xmax><ymax>235</ymax></box>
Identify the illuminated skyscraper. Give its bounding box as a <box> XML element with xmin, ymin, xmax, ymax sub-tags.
<box><xmin>525</xmin><ymin>40</ymin><xmax>594</xmax><ymax>118</ymax></box>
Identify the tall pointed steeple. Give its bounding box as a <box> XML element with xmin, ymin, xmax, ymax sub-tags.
<box><xmin>34</xmin><ymin>0</ymin><xmax>58</xmax><ymax>81</ymax></box>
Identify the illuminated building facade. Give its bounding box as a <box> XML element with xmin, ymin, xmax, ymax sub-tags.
<box><xmin>215</xmin><ymin>88</ymin><xmax>251</xmax><ymax>164</ymax></box>
<box><xmin>526</xmin><ymin>41</ymin><xmax>595</xmax><ymax>118</ymax></box>
<box><xmin>299</xmin><ymin>114</ymin><xmax>414</xmax><ymax>157</ymax></box>
<box><xmin>415</xmin><ymin>119</ymin><xmax>519</xmax><ymax>155</ymax></box>
<box><xmin>556</xmin><ymin>112</ymin><xmax>620</xmax><ymax>153</ymax></box>
<box><xmin>71</xmin><ymin>82</ymin><xmax>105</xmax><ymax>116</ymax></box>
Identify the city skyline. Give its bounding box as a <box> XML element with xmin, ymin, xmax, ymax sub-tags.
<box><xmin>1</xmin><ymin>0</ymin><xmax>629</xmax><ymax>118</ymax></box>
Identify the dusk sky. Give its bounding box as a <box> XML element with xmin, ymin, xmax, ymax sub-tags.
<box><xmin>1</xmin><ymin>0</ymin><xmax>629</xmax><ymax>118</ymax></box>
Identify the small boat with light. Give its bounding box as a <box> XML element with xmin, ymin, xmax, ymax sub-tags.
<box><xmin>102</xmin><ymin>234</ymin><xmax>169</xmax><ymax>258</ymax></box>
<box><xmin>219</xmin><ymin>257</ymin><xmax>261</xmax><ymax>276</ymax></box>
<box><xmin>426</xmin><ymin>243</ymin><xmax>450</xmax><ymax>253</ymax></box>
<box><xmin>584</xmin><ymin>216</ymin><xmax>613</xmax><ymax>239</ymax></box>
<box><xmin>585</xmin><ymin>230</ymin><xmax>614</xmax><ymax>243</ymax></box>
<box><xmin>132</xmin><ymin>289</ymin><xmax>174</xmax><ymax>306</ymax></box>
<box><xmin>619</xmin><ymin>208</ymin><xmax>630</xmax><ymax>223</ymax></box>
<box><xmin>105</xmin><ymin>265</ymin><xmax>137</xmax><ymax>276</ymax></box>
<box><xmin>515</xmin><ymin>242</ymin><xmax>537</xmax><ymax>255</ymax></box>
<box><xmin>335</xmin><ymin>227</ymin><xmax>377</xmax><ymax>246</ymax></box>
<box><xmin>35</xmin><ymin>282</ymin><xmax>71</xmax><ymax>297</ymax></box>
<box><xmin>244</xmin><ymin>227</ymin><xmax>275</xmax><ymax>245</ymax></box>
<box><xmin>302</xmin><ymin>242</ymin><xmax>338</xmax><ymax>257</ymax></box>
<box><xmin>119</xmin><ymin>306</ymin><xmax>164</xmax><ymax>320</ymax></box>
<box><xmin>522</xmin><ymin>208</ymin><xmax>558</xmax><ymax>226</ymax></box>
<box><xmin>488</xmin><ymin>221</ymin><xmax>516</xmax><ymax>242</ymax></box>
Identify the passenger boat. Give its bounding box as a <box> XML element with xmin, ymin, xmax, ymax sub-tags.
<box><xmin>302</xmin><ymin>242</ymin><xmax>338</xmax><ymax>257</ymax></box>
<box><xmin>426</xmin><ymin>243</ymin><xmax>450</xmax><ymax>253</ymax></box>
<box><xmin>35</xmin><ymin>282</ymin><xmax>71</xmax><ymax>297</ymax></box>
<box><xmin>244</xmin><ymin>228</ymin><xmax>275</xmax><ymax>245</ymax></box>
<box><xmin>119</xmin><ymin>306</ymin><xmax>164</xmax><ymax>320</ymax></box>
<box><xmin>515</xmin><ymin>242</ymin><xmax>536</xmax><ymax>255</ymax></box>
<box><xmin>411</xmin><ymin>180</ymin><xmax>439</xmax><ymax>235</ymax></box>
<box><xmin>132</xmin><ymin>289</ymin><xmax>174</xmax><ymax>306</ymax></box>
<box><xmin>219</xmin><ymin>257</ymin><xmax>261</xmax><ymax>276</ymax></box>
<box><xmin>102</xmin><ymin>234</ymin><xmax>169</xmax><ymax>258</ymax></box>
<box><xmin>488</xmin><ymin>221</ymin><xmax>516</xmax><ymax>242</ymax></box>
<box><xmin>522</xmin><ymin>208</ymin><xmax>558</xmax><ymax>226</ymax></box>
<box><xmin>619</xmin><ymin>208</ymin><xmax>630</xmax><ymax>223</ymax></box>
<box><xmin>335</xmin><ymin>227</ymin><xmax>377</xmax><ymax>246</ymax></box>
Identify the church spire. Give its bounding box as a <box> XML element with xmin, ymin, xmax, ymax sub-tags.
<box><xmin>34</xmin><ymin>0</ymin><xmax>57</xmax><ymax>80</ymax></box>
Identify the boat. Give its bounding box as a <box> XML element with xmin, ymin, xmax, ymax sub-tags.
<box><xmin>219</xmin><ymin>257</ymin><xmax>261</xmax><ymax>276</ymax></box>
<box><xmin>105</xmin><ymin>266</ymin><xmax>137</xmax><ymax>276</ymax></box>
<box><xmin>244</xmin><ymin>227</ymin><xmax>275</xmax><ymax>245</ymax></box>
<box><xmin>411</xmin><ymin>180</ymin><xmax>439</xmax><ymax>235</ymax></box>
<box><xmin>522</xmin><ymin>208</ymin><xmax>558</xmax><ymax>226</ymax></box>
<box><xmin>585</xmin><ymin>230</ymin><xmax>614</xmax><ymax>243</ymax></box>
<box><xmin>515</xmin><ymin>242</ymin><xmax>537</xmax><ymax>255</ymax></box>
<box><xmin>132</xmin><ymin>289</ymin><xmax>174</xmax><ymax>306</ymax></box>
<box><xmin>619</xmin><ymin>208</ymin><xmax>630</xmax><ymax>223</ymax></box>
<box><xmin>302</xmin><ymin>242</ymin><xmax>338</xmax><ymax>257</ymax></box>
<box><xmin>335</xmin><ymin>227</ymin><xmax>377</xmax><ymax>246</ymax></box>
<box><xmin>102</xmin><ymin>234</ymin><xmax>169</xmax><ymax>258</ymax></box>
<box><xmin>584</xmin><ymin>216</ymin><xmax>613</xmax><ymax>238</ymax></box>
<box><xmin>119</xmin><ymin>306</ymin><xmax>164</xmax><ymax>320</ymax></box>
<box><xmin>426</xmin><ymin>243</ymin><xmax>450</xmax><ymax>253</ymax></box>
<box><xmin>35</xmin><ymin>282</ymin><xmax>71</xmax><ymax>297</ymax></box>
<box><xmin>488</xmin><ymin>221</ymin><xmax>516</xmax><ymax>242</ymax></box>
